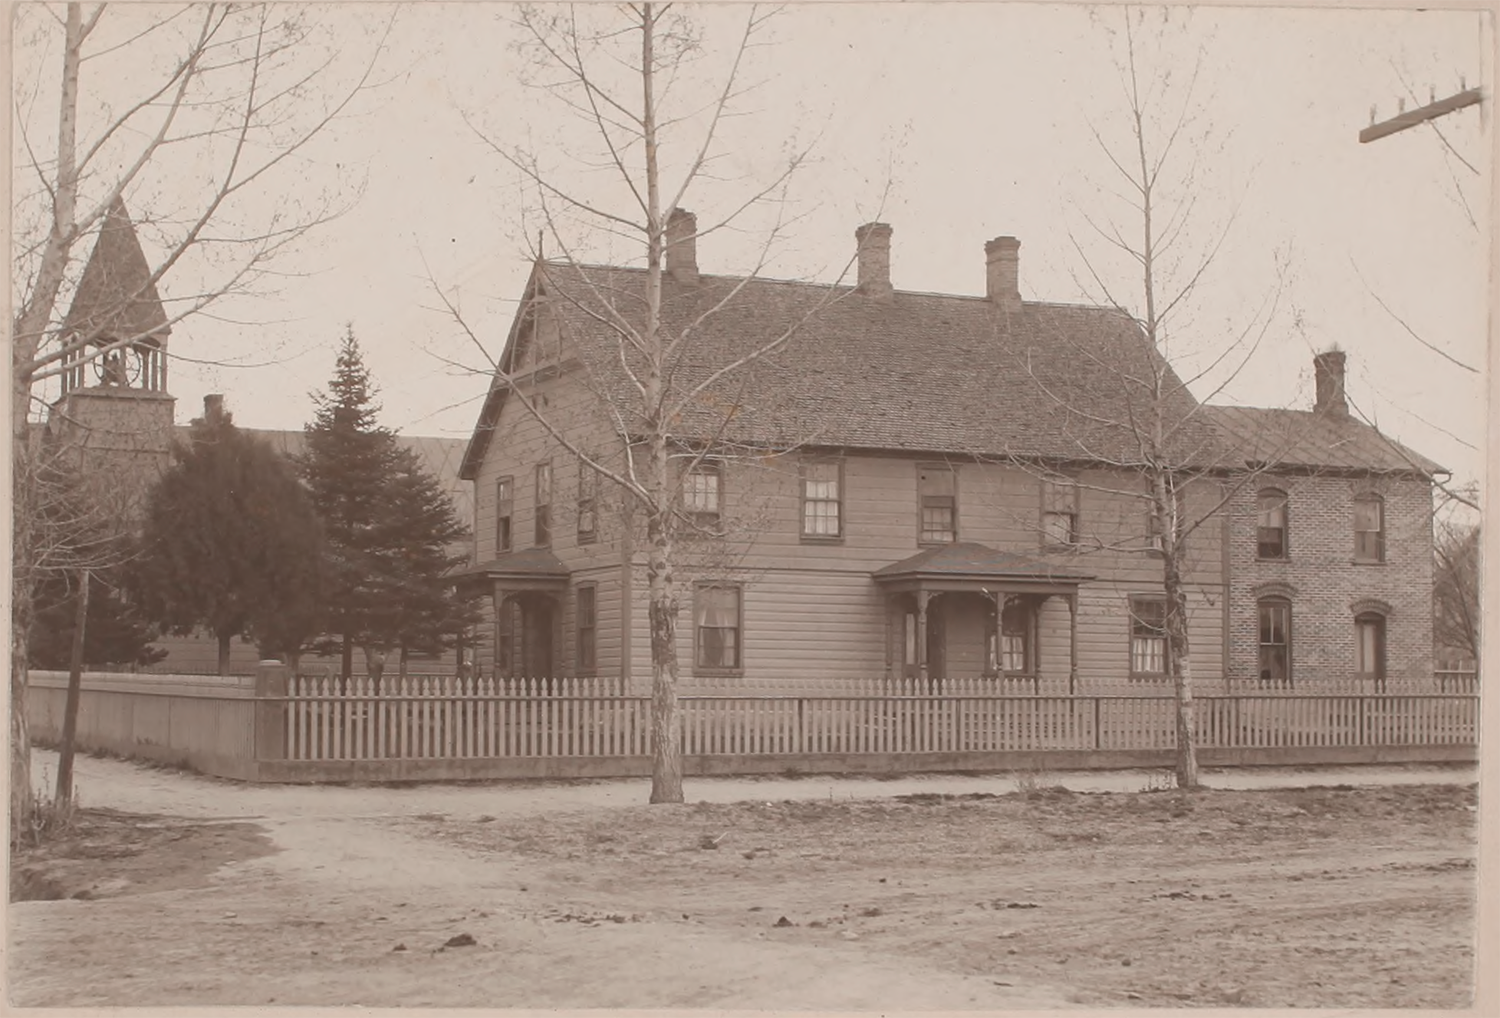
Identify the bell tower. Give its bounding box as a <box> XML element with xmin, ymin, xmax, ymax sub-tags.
<box><xmin>47</xmin><ymin>196</ymin><xmax>178</xmax><ymax>515</ymax></box>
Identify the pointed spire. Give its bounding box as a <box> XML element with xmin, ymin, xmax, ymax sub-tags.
<box><xmin>62</xmin><ymin>195</ymin><xmax>171</xmax><ymax>346</ymax></box>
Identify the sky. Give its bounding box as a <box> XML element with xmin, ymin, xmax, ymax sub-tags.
<box><xmin>12</xmin><ymin>1</ymin><xmax>1493</xmax><ymax>494</ymax></box>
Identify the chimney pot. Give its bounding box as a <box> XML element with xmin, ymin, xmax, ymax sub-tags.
<box><xmin>204</xmin><ymin>393</ymin><xmax>225</xmax><ymax>421</ymax></box>
<box><xmin>1313</xmin><ymin>350</ymin><xmax>1348</xmax><ymax>416</ymax></box>
<box><xmin>855</xmin><ymin>222</ymin><xmax>894</xmax><ymax>299</ymax></box>
<box><xmin>985</xmin><ymin>236</ymin><xmax>1022</xmax><ymax>314</ymax></box>
<box><xmin>666</xmin><ymin>208</ymin><xmax>699</xmax><ymax>285</ymax></box>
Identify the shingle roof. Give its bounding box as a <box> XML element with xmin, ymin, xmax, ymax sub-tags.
<box><xmin>462</xmin><ymin>262</ymin><xmax>1216</xmax><ymax>477</ymax></box>
<box><xmin>62</xmin><ymin>197</ymin><xmax>171</xmax><ymax>345</ymax></box>
<box><xmin>1199</xmin><ymin>405</ymin><xmax>1445</xmax><ymax>476</ymax></box>
<box><xmin>873</xmin><ymin>542</ymin><xmax>1094</xmax><ymax>583</ymax></box>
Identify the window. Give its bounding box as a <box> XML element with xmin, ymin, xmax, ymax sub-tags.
<box><xmin>577</xmin><ymin>456</ymin><xmax>598</xmax><ymax>542</ymax></box>
<box><xmin>534</xmin><ymin>462</ymin><xmax>552</xmax><ymax>546</ymax></box>
<box><xmin>801</xmin><ymin>459</ymin><xmax>843</xmax><ymax>539</ymax></box>
<box><xmin>684</xmin><ymin>460</ymin><xmax>722</xmax><ymax>530</ymax></box>
<box><xmin>918</xmin><ymin>464</ymin><xmax>957</xmax><ymax>543</ymax></box>
<box><xmin>1129</xmin><ymin>598</ymin><xmax>1167</xmax><ymax>676</ymax></box>
<box><xmin>988</xmin><ymin>600</ymin><xmax>1031</xmax><ymax>675</ymax></box>
<box><xmin>1042</xmin><ymin>476</ymin><xmax>1078</xmax><ymax>548</ymax></box>
<box><xmin>695</xmin><ymin>585</ymin><xmax>741</xmax><ymax>670</ymax></box>
<box><xmin>576</xmin><ymin>585</ymin><xmax>597</xmax><ymax>674</ymax></box>
<box><xmin>1355</xmin><ymin>613</ymin><xmax>1386</xmax><ymax>689</ymax></box>
<box><xmin>1257</xmin><ymin>489</ymin><xmax>1288</xmax><ymax>559</ymax></box>
<box><xmin>1354</xmin><ymin>494</ymin><xmax>1384</xmax><ymax>563</ymax></box>
<box><xmin>1258</xmin><ymin>599</ymin><xmax>1291</xmax><ymax>686</ymax></box>
<box><xmin>495</xmin><ymin>477</ymin><xmax>514</xmax><ymax>554</ymax></box>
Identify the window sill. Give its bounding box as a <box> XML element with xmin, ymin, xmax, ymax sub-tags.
<box><xmin>1254</xmin><ymin>555</ymin><xmax>1289</xmax><ymax>563</ymax></box>
<box><xmin>800</xmin><ymin>534</ymin><xmax>846</xmax><ymax>545</ymax></box>
<box><xmin>1351</xmin><ymin>559</ymin><xmax>1386</xmax><ymax>566</ymax></box>
<box><xmin>577</xmin><ymin>532</ymin><xmax>598</xmax><ymax>546</ymax></box>
<box><xmin>693</xmin><ymin>667</ymin><xmax>744</xmax><ymax>678</ymax></box>
<box><xmin>917</xmin><ymin>538</ymin><xmax>958</xmax><ymax>547</ymax></box>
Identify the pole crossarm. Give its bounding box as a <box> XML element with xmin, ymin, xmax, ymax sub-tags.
<box><xmin>1360</xmin><ymin>88</ymin><xmax>1483</xmax><ymax>143</ymax></box>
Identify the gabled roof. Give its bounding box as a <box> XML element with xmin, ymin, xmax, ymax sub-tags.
<box><xmin>461</xmin><ymin>261</ymin><xmax>1215</xmax><ymax>477</ymax></box>
<box><xmin>1199</xmin><ymin>405</ymin><xmax>1445</xmax><ymax>477</ymax></box>
<box><xmin>874</xmin><ymin>542</ymin><xmax>1094</xmax><ymax>584</ymax></box>
<box><xmin>62</xmin><ymin>196</ymin><xmax>170</xmax><ymax>345</ymax></box>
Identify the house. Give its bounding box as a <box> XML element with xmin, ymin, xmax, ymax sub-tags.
<box><xmin>458</xmin><ymin>215</ymin><xmax>1445</xmax><ymax>695</ymax></box>
<box><xmin>40</xmin><ymin>202</ymin><xmax>472</xmax><ymax>676</ymax></box>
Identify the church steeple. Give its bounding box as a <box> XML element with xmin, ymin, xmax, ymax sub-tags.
<box><xmin>59</xmin><ymin>196</ymin><xmax>171</xmax><ymax>394</ymax></box>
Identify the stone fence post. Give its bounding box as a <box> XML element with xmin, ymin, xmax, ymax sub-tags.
<box><xmin>254</xmin><ymin>660</ymin><xmax>289</xmax><ymax>763</ymax></box>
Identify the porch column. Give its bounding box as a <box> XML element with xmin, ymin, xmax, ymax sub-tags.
<box><xmin>916</xmin><ymin>590</ymin><xmax>932</xmax><ymax>683</ymax></box>
<box><xmin>1067</xmin><ymin>592</ymin><xmax>1080</xmax><ymax>695</ymax></box>
<box><xmin>992</xmin><ymin>591</ymin><xmax>1004</xmax><ymax>676</ymax></box>
<box><xmin>884</xmin><ymin>596</ymin><xmax>895</xmax><ymax>679</ymax></box>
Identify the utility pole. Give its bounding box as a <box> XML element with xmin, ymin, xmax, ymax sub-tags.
<box><xmin>1360</xmin><ymin>87</ymin><xmax>1483</xmax><ymax>143</ymax></box>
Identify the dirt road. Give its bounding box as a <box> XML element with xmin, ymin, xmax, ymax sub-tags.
<box><xmin>8</xmin><ymin>752</ymin><xmax>1479</xmax><ymax>1009</ymax></box>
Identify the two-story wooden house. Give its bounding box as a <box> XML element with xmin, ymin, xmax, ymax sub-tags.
<box><xmin>457</xmin><ymin>215</ymin><xmax>1443</xmax><ymax>695</ymax></box>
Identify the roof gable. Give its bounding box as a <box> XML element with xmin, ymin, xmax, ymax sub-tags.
<box><xmin>1199</xmin><ymin>405</ymin><xmax>1444</xmax><ymax>476</ymax></box>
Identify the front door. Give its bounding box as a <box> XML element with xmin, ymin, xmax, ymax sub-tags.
<box><xmin>926</xmin><ymin>602</ymin><xmax>946</xmax><ymax>686</ymax></box>
<box><xmin>522</xmin><ymin>598</ymin><xmax>555</xmax><ymax>679</ymax></box>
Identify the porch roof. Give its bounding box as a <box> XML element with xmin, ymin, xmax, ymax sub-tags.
<box><xmin>873</xmin><ymin>542</ymin><xmax>1093</xmax><ymax>590</ymax></box>
<box><xmin>451</xmin><ymin>548</ymin><xmax>570</xmax><ymax>588</ymax></box>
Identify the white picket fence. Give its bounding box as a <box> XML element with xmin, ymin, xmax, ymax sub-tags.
<box><xmin>276</xmin><ymin>674</ymin><xmax>1479</xmax><ymax>764</ymax></box>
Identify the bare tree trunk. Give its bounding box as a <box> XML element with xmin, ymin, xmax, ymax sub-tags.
<box><xmin>1162</xmin><ymin>548</ymin><xmax>1200</xmax><ymax>789</ymax></box>
<box><xmin>10</xmin><ymin>605</ymin><xmax>36</xmax><ymax>842</ymax></box>
<box><xmin>56</xmin><ymin>570</ymin><xmax>91</xmax><ymax>809</ymax></box>
<box><xmin>647</xmin><ymin>503</ymin><xmax>683</xmax><ymax>803</ymax></box>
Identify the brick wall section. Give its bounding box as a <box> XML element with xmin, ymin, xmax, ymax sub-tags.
<box><xmin>1224</xmin><ymin>472</ymin><xmax>1434</xmax><ymax>689</ymax></box>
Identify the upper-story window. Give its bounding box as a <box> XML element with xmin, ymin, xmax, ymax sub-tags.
<box><xmin>1353</xmin><ymin>494</ymin><xmax>1384</xmax><ymax>563</ymax></box>
<box><xmin>684</xmin><ymin>460</ymin><xmax>722</xmax><ymax>530</ymax></box>
<box><xmin>918</xmin><ymin>464</ymin><xmax>957</xmax><ymax>543</ymax></box>
<box><xmin>495</xmin><ymin>476</ymin><xmax>514</xmax><ymax>554</ymax></box>
<box><xmin>577</xmin><ymin>454</ymin><xmax>598</xmax><ymax>543</ymax></box>
<box><xmin>534</xmin><ymin>461</ymin><xmax>552</xmax><ymax>546</ymax></box>
<box><xmin>1257</xmin><ymin>489</ymin><xmax>1288</xmax><ymax>559</ymax></box>
<box><xmin>1042</xmin><ymin>476</ymin><xmax>1079</xmax><ymax>548</ymax></box>
<box><xmin>801</xmin><ymin>459</ymin><xmax>843</xmax><ymax>539</ymax></box>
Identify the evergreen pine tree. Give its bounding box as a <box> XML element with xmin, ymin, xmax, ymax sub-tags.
<box><xmin>300</xmin><ymin>328</ymin><xmax>478</xmax><ymax>681</ymax></box>
<box><xmin>131</xmin><ymin>405</ymin><xmax>325</xmax><ymax>676</ymax></box>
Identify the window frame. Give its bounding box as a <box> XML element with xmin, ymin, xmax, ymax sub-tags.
<box><xmin>1257</xmin><ymin>597</ymin><xmax>1293</xmax><ymax>687</ymax></box>
<box><xmin>575</xmin><ymin>583</ymin><xmax>597</xmax><ymax>675</ymax></box>
<box><xmin>577</xmin><ymin>455</ymin><xmax>599</xmax><ymax>544</ymax></box>
<box><xmin>1354</xmin><ymin>611</ymin><xmax>1387</xmax><ymax>689</ymax></box>
<box><xmin>1128</xmin><ymin>596</ymin><xmax>1168</xmax><ymax>679</ymax></box>
<box><xmin>683</xmin><ymin>459</ymin><xmax>724</xmax><ymax>532</ymax></box>
<box><xmin>800</xmin><ymin>457</ymin><xmax>844</xmax><ymax>542</ymax></box>
<box><xmin>495</xmin><ymin>475</ymin><xmax>514</xmax><ymax>554</ymax></box>
<box><xmin>693</xmin><ymin>583</ymin><xmax>744</xmax><ymax>674</ymax></box>
<box><xmin>1256</xmin><ymin>488</ymin><xmax>1289</xmax><ymax>560</ymax></box>
<box><xmin>534</xmin><ymin>461</ymin><xmax>553</xmax><ymax>547</ymax></box>
<box><xmin>1041</xmin><ymin>475</ymin><xmax>1080</xmax><ymax>550</ymax></box>
<box><xmin>917</xmin><ymin>462</ymin><xmax>959</xmax><ymax>545</ymax></box>
<box><xmin>1353</xmin><ymin>494</ymin><xmax>1385</xmax><ymax>563</ymax></box>
<box><xmin>988</xmin><ymin>599</ymin><xmax>1033</xmax><ymax>677</ymax></box>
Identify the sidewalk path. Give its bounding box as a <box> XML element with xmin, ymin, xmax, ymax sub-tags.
<box><xmin>32</xmin><ymin>748</ymin><xmax>1475</xmax><ymax>822</ymax></box>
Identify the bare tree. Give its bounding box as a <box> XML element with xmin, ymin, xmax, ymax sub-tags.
<box><xmin>1433</xmin><ymin>518</ymin><xmax>1480</xmax><ymax>671</ymax></box>
<box><xmin>993</xmin><ymin>9</ymin><xmax>1292</xmax><ymax>789</ymax></box>
<box><xmin>436</xmin><ymin>3</ymin><xmax>867</xmax><ymax>803</ymax></box>
<box><xmin>10</xmin><ymin>2</ymin><xmax>390</xmax><ymax>836</ymax></box>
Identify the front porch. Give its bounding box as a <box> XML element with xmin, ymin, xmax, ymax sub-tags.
<box><xmin>875</xmin><ymin>542</ymin><xmax>1094</xmax><ymax>694</ymax></box>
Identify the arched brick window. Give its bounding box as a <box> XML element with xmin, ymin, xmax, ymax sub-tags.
<box><xmin>1256</xmin><ymin>489</ymin><xmax>1288</xmax><ymax>559</ymax></box>
<box><xmin>1353</xmin><ymin>493</ymin><xmax>1385</xmax><ymax>563</ymax></box>
<box><xmin>1257</xmin><ymin>598</ymin><xmax>1292</xmax><ymax>687</ymax></box>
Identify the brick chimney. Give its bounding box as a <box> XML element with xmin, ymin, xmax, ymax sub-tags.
<box><xmin>666</xmin><ymin>208</ymin><xmax>698</xmax><ymax>285</ymax></box>
<box><xmin>985</xmin><ymin>236</ymin><xmax>1022</xmax><ymax>315</ymax></box>
<box><xmin>855</xmin><ymin>222</ymin><xmax>893</xmax><ymax>299</ymax></box>
<box><xmin>204</xmin><ymin>393</ymin><xmax>225</xmax><ymax>422</ymax></box>
<box><xmin>1313</xmin><ymin>349</ymin><xmax>1348</xmax><ymax>416</ymax></box>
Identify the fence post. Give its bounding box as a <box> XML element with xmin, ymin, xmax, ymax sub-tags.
<box><xmin>1093</xmin><ymin>697</ymin><xmax>1102</xmax><ymax>751</ymax></box>
<box><xmin>254</xmin><ymin>660</ymin><xmax>289</xmax><ymax>765</ymax></box>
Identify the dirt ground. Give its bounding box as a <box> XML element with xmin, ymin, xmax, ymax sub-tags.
<box><xmin>6</xmin><ymin>752</ymin><xmax>1480</xmax><ymax>1009</ymax></box>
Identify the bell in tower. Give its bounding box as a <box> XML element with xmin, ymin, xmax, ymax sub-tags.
<box><xmin>47</xmin><ymin>196</ymin><xmax>178</xmax><ymax>516</ymax></box>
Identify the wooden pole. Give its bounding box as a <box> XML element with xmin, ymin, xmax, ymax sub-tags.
<box><xmin>55</xmin><ymin>570</ymin><xmax>90</xmax><ymax>809</ymax></box>
<box><xmin>1360</xmin><ymin>88</ymin><xmax>1482</xmax><ymax>143</ymax></box>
